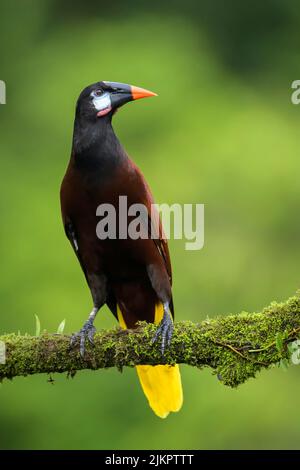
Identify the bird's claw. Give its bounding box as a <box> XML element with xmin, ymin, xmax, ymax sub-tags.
<box><xmin>70</xmin><ymin>319</ymin><xmax>96</xmax><ymax>357</ymax></box>
<box><xmin>152</xmin><ymin>309</ymin><xmax>174</xmax><ymax>356</ymax></box>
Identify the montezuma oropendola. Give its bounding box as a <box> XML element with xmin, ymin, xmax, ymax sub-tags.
<box><xmin>60</xmin><ymin>81</ymin><xmax>183</xmax><ymax>418</ymax></box>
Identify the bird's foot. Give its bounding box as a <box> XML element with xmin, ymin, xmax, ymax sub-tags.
<box><xmin>152</xmin><ymin>303</ymin><xmax>174</xmax><ymax>355</ymax></box>
<box><xmin>70</xmin><ymin>318</ymin><xmax>96</xmax><ymax>357</ymax></box>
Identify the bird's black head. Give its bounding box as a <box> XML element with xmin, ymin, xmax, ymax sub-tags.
<box><xmin>75</xmin><ymin>81</ymin><xmax>157</xmax><ymax>121</ymax></box>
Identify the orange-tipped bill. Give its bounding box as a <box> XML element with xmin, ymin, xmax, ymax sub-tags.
<box><xmin>98</xmin><ymin>81</ymin><xmax>158</xmax><ymax>115</ymax></box>
<box><xmin>131</xmin><ymin>85</ymin><xmax>158</xmax><ymax>101</ymax></box>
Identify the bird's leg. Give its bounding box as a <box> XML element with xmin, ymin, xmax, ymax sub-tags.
<box><xmin>70</xmin><ymin>306</ymin><xmax>99</xmax><ymax>357</ymax></box>
<box><xmin>152</xmin><ymin>302</ymin><xmax>174</xmax><ymax>355</ymax></box>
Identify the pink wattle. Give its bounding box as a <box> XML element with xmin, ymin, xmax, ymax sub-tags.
<box><xmin>97</xmin><ymin>107</ymin><xmax>112</xmax><ymax>117</ymax></box>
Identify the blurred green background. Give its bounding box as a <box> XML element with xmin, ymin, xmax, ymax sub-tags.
<box><xmin>1</xmin><ymin>0</ymin><xmax>300</xmax><ymax>450</ymax></box>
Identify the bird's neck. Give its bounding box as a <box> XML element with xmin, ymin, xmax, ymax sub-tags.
<box><xmin>72</xmin><ymin>115</ymin><xmax>126</xmax><ymax>173</ymax></box>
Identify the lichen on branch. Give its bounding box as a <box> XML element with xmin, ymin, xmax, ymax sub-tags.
<box><xmin>1</xmin><ymin>293</ymin><xmax>300</xmax><ymax>387</ymax></box>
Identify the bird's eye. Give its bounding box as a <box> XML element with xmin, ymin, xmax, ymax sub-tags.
<box><xmin>93</xmin><ymin>89</ymin><xmax>103</xmax><ymax>97</ymax></box>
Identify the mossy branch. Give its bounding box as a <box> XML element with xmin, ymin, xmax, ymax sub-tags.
<box><xmin>1</xmin><ymin>293</ymin><xmax>300</xmax><ymax>387</ymax></box>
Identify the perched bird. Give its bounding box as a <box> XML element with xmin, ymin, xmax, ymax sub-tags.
<box><xmin>60</xmin><ymin>81</ymin><xmax>183</xmax><ymax>418</ymax></box>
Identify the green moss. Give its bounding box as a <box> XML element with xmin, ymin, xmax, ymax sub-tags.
<box><xmin>0</xmin><ymin>293</ymin><xmax>300</xmax><ymax>387</ymax></box>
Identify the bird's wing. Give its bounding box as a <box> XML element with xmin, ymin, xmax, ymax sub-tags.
<box><xmin>64</xmin><ymin>219</ymin><xmax>79</xmax><ymax>253</ymax></box>
<box><xmin>129</xmin><ymin>160</ymin><xmax>172</xmax><ymax>283</ymax></box>
<box><xmin>60</xmin><ymin>172</ymin><xmax>91</xmax><ymax>287</ymax></box>
<box><xmin>129</xmin><ymin>161</ymin><xmax>174</xmax><ymax>316</ymax></box>
<box><xmin>147</xmin><ymin>204</ymin><xmax>172</xmax><ymax>285</ymax></box>
<box><xmin>146</xmin><ymin>202</ymin><xmax>174</xmax><ymax>317</ymax></box>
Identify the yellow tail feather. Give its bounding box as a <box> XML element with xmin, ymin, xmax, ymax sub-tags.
<box><xmin>117</xmin><ymin>303</ymin><xmax>183</xmax><ymax>419</ymax></box>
